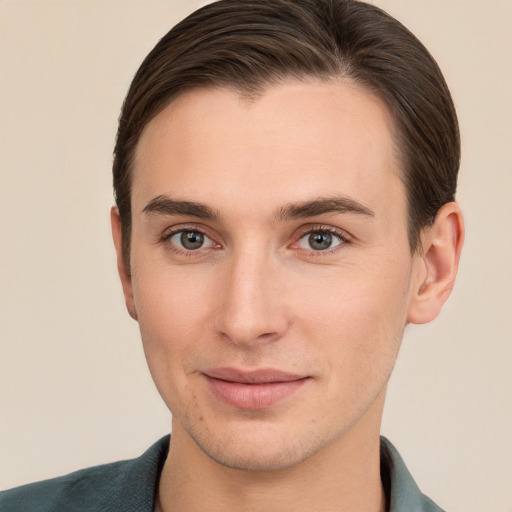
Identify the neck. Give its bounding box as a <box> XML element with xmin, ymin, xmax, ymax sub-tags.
<box><xmin>157</xmin><ymin>403</ymin><xmax>387</xmax><ymax>512</ymax></box>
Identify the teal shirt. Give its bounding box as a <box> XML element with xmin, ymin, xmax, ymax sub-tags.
<box><xmin>1</xmin><ymin>436</ymin><xmax>445</xmax><ymax>511</ymax></box>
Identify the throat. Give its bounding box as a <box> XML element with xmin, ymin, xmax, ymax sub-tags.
<box><xmin>156</xmin><ymin>429</ymin><xmax>386</xmax><ymax>512</ymax></box>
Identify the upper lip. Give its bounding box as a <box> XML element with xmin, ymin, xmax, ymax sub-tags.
<box><xmin>204</xmin><ymin>367</ymin><xmax>307</xmax><ymax>384</ymax></box>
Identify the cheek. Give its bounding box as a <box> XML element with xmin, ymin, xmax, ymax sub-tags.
<box><xmin>294</xmin><ymin>262</ymin><xmax>411</xmax><ymax>374</ymax></box>
<box><xmin>133</xmin><ymin>258</ymin><xmax>214</xmax><ymax>333</ymax></box>
<box><xmin>297</xmin><ymin>262</ymin><xmax>410</xmax><ymax>330</ymax></box>
<box><xmin>131</xmin><ymin>269</ymin><xmax>215</xmax><ymax>388</ymax></box>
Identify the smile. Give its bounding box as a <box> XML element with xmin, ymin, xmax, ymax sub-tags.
<box><xmin>203</xmin><ymin>368</ymin><xmax>310</xmax><ymax>410</ymax></box>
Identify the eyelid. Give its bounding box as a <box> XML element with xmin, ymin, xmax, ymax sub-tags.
<box><xmin>297</xmin><ymin>224</ymin><xmax>352</xmax><ymax>240</ymax></box>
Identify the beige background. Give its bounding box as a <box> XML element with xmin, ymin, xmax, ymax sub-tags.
<box><xmin>0</xmin><ymin>0</ymin><xmax>511</xmax><ymax>510</ymax></box>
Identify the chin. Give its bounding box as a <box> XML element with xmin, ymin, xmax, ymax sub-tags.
<box><xmin>184</xmin><ymin>417</ymin><xmax>336</xmax><ymax>472</ymax></box>
<box><xmin>199</xmin><ymin>437</ymin><xmax>310</xmax><ymax>471</ymax></box>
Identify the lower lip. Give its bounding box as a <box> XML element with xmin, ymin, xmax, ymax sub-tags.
<box><xmin>205</xmin><ymin>376</ymin><xmax>308</xmax><ymax>410</ymax></box>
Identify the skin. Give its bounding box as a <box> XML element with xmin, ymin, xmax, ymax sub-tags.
<box><xmin>111</xmin><ymin>80</ymin><xmax>464</xmax><ymax>512</ymax></box>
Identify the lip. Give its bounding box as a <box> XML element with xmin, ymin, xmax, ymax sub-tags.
<box><xmin>203</xmin><ymin>367</ymin><xmax>309</xmax><ymax>410</ymax></box>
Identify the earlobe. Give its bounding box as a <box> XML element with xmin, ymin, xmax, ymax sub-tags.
<box><xmin>407</xmin><ymin>202</ymin><xmax>464</xmax><ymax>325</ymax></box>
<box><xmin>110</xmin><ymin>207</ymin><xmax>138</xmax><ymax>321</ymax></box>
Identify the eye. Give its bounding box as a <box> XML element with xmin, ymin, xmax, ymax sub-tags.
<box><xmin>297</xmin><ymin>230</ymin><xmax>344</xmax><ymax>251</ymax></box>
<box><xmin>169</xmin><ymin>229</ymin><xmax>215</xmax><ymax>251</ymax></box>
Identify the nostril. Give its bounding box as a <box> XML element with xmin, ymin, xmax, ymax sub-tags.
<box><xmin>257</xmin><ymin>332</ymin><xmax>278</xmax><ymax>341</ymax></box>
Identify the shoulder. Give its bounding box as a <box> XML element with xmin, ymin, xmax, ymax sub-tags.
<box><xmin>1</xmin><ymin>460</ymin><xmax>133</xmax><ymax>512</ymax></box>
<box><xmin>0</xmin><ymin>436</ymin><xmax>170</xmax><ymax>512</ymax></box>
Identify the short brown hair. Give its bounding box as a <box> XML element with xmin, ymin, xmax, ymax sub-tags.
<box><xmin>113</xmin><ymin>0</ymin><xmax>460</xmax><ymax>264</ymax></box>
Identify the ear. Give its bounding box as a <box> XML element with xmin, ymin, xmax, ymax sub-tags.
<box><xmin>111</xmin><ymin>206</ymin><xmax>138</xmax><ymax>320</ymax></box>
<box><xmin>407</xmin><ymin>202</ymin><xmax>464</xmax><ymax>324</ymax></box>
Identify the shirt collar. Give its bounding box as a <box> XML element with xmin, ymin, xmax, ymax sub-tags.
<box><xmin>380</xmin><ymin>437</ymin><xmax>445</xmax><ymax>512</ymax></box>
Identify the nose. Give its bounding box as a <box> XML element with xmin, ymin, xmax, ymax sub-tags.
<box><xmin>215</xmin><ymin>246</ymin><xmax>291</xmax><ymax>347</ymax></box>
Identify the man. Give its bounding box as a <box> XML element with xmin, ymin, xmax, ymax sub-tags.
<box><xmin>1</xmin><ymin>0</ymin><xmax>464</xmax><ymax>511</ymax></box>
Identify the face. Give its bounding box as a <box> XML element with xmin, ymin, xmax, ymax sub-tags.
<box><xmin>120</xmin><ymin>80</ymin><xmax>426</xmax><ymax>471</ymax></box>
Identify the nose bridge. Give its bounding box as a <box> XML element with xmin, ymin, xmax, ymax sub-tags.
<box><xmin>216</xmin><ymin>241</ymin><xmax>288</xmax><ymax>345</ymax></box>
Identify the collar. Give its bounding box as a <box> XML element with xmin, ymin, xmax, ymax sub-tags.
<box><xmin>380</xmin><ymin>437</ymin><xmax>445</xmax><ymax>512</ymax></box>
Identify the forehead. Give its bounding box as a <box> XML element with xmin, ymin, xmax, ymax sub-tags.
<box><xmin>132</xmin><ymin>80</ymin><xmax>404</xmax><ymax>220</ymax></box>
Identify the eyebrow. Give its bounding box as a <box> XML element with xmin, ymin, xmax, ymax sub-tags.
<box><xmin>142</xmin><ymin>194</ymin><xmax>374</xmax><ymax>222</ymax></box>
<box><xmin>142</xmin><ymin>195</ymin><xmax>220</xmax><ymax>220</ymax></box>
<box><xmin>275</xmin><ymin>196</ymin><xmax>375</xmax><ymax>220</ymax></box>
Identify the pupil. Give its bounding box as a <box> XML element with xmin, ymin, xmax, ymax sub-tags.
<box><xmin>181</xmin><ymin>231</ymin><xmax>204</xmax><ymax>250</ymax></box>
<box><xmin>309</xmin><ymin>232</ymin><xmax>332</xmax><ymax>250</ymax></box>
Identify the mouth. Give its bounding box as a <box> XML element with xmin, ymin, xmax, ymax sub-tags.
<box><xmin>203</xmin><ymin>367</ymin><xmax>310</xmax><ymax>410</ymax></box>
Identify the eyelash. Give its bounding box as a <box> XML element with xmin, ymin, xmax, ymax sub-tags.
<box><xmin>160</xmin><ymin>224</ymin><xmax>351</xmax><ymax>257</ymax></box>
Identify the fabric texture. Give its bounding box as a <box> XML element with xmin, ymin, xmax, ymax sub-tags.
<box><xmin>1</xmin><ymin>436</ymin><xmax>445</xmax><ymax>511</ymax></box>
